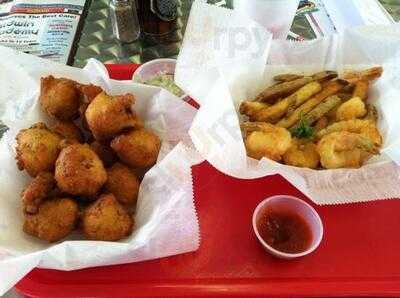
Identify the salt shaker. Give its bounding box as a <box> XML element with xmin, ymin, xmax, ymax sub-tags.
<box><xmin>110</xmin><ymin>0</ymin><xmax>140</xmax><ymax>43</ymax></box>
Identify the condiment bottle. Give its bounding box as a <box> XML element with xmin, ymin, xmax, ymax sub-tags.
<box><xmin>138</xmin><ymin>0</ymin><xmax>179</xmax><ymax>44</ymax></box>
<box><xmin>110</xmin><ymin>0</ymin><xmax>141</xmax><ymax>43</ymax></box>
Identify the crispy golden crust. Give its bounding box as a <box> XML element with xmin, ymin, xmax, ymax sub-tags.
<box><xmin>23</xmin><ymin>198</ymin><xmax>79</xmax><ymax>242</ymax></box>
<box><xmin>16</xmin><ymin>123</ymin><xmax>62</xmax><ymax>177</ymax></box>
<box><xmin>40</xmin><ymin>76</ymin><xmax>80</xmax><ymax>120</ymax></box>
<box><xmin>50</xmin><ymin>120</ymin><xmax>84</xmax><ymax>143</ymax></box>
<box><xmin>105</xmin><ymin>163</ymin><xmax>140</xmax><ymax>206</ymax></box>
<box><xmin>283</xmin><ymin>139</ymin><xmax>320</xmax><ymax>169</ymax></box>
<box><xmin>82</xmin><ymin>194</ymin><xmax>134</xmax><ymax>241</ymax></box>
<box><xmin>55</xmin><ymin>143</ymin><xmax>107</xmax><ymax>197</ymax></box>
<box><xmin>21</xmin><ymin>172</ymin><xmax>55</xmax><ymax>214</ymax></box>
<box><xmin>85</xmin><ymin>92</ymin><xmax>142</xmax><ymax>140</ymax></box>
<box><xmin>78</xmin><ymin>84</ymin><xmax>103</xmax><ymax>103</ymax></box>
<box><xmin>111</xmin><ymin>129</ymin><xmax>161</xmax><ymax>168</ymax></box>
<box><xmin>90</xmin><ymin>141</ymin><xmax>117</xmax><ymax>168</ymax></box>
<box><xmin>77</xmin><ymin>84</ymin><xmax>103</xmax><ymax>132</ymax></box>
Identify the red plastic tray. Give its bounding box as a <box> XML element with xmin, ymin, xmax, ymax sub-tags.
<box><xmin>16</xmin><ymin>64</ymin><xmax>400</xmax><ymax>297</ymax></box>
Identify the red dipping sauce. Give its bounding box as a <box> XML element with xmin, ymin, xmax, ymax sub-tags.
<box><xmin>257</xmin><ymin>208</ymin><xmax>312</xmax><ymax>254</ymax></box>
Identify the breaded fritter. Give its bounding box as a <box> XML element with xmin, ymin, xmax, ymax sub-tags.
<box><xmin>111</xmin><ymin>129</ymin><xmax>161</xmax><ymax>168</ymax></box>
<box><xmin>77</xmin><ymin>83</ymin><xmax>103</xmax><ymax>103</ymax></box>
<box><xmin>16</xmin><ymin>123</ymin><xmax>62</xmax><ymax>177</ymax></box>
<box><xmin>23</xmin><ymin>198</ymin><xmax>79</xmax><ymax>242</ymax></box>
<box><xmin>82</xmin><ymin>194</ymin><xmax>134</xmax><ymax>241</ymax></box>
<box><xmin>40</xmin><ymin>76</ymin><xmax>80</xmax><ymax>120</ymax></box>
<box><xmin>50</xmin><ymin>120</ymin><xmax>83</xmax><ymax>143</ymax></box>
<box><xmin>21</xmin><ymin>172</ymin><xmax>55</xmax><ymax>214</ymax></box>
<box><xmin>90</xmin><ymin>141</ymin><xmax>117</xmax><ymax>168</ymax></box>
<box><xmin>85</xmin><ymin>92</ymin><xmax>142</xmax><ymax>140</ymax></box>
<box><xmin>105</xmin><ymin>163</ymin><xmax>140</xmax><ymax>206</ymax></box>
<box><xmin>55</xmin><ymin>143</ymin><xmax>107</xmax><ymax>197</ymax></box>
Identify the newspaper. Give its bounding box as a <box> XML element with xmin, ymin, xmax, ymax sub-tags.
<box><xmin>0</xmin><ymin>0</ymin><xmax>87</xmax><ymax>64</ymax></box>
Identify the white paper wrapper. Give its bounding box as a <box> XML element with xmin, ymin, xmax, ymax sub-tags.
<box><xmin>176</xmin><ymin>1</ymin><xmax>400</xmax><ymax>205</ymax></box>
<box><xmin>0</xmin><ymin>46</ymin><xmax>202</xmax><ymax>295</ymax></box>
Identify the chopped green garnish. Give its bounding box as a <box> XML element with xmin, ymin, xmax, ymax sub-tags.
<box><xmin>291</xmin><ymin>116</ymin><xmax>315</xmax><ymax>139</ymax></box>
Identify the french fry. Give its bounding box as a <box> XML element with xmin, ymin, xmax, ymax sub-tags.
<box><xmin>325</xmin><ymin>101</ymin><xmax>342</xmax><ymax>122</ymax></box>
<box><xmin>239</xmin><ymin>101</ymin><xmax>270</xmax><ymax>119</ymax></box>
<box><xmin>343</xmin><ymin>66</ymin><xmax>383</xmax><ymax>84</ymax></box>
<box><xmin>352</xmin><ymin>80</ymin><xmax>369</xmax><ymax>101</ymax></box>
<box><xmin>290</xmin><ymin>95</ymin><xmax>341</xmax><ymax>130</ymax></box>
<box><xmin>314</xmin><ymin>116</ymin><xmax>329</xmax><ymax>132</ymax></box>
<box><xmin>336</xmin><ymin>92</ymin><xmax>353</xmax><ymax>101</ymax></box>
<box><xmin>312</xmin><ymin>71</ymin><xmax>338</xmax><ymax>82</ymax></box>
<box><xmin>342</xmin><ymin>84</ymin><xmax>355</xmax><ymax>94</ymax></box>
<box><xmin>255</xmin><ymin>77</ymin><xmax>313</xmax><ymax>103</ymax></box>
<box><xmin>277</xmin><ymin>79</ymin><xmax>348</xmax><ymax>128</ymax></box>
<box><xmin>273</xmin><ymin>73</ymin><xmax>304</xmax><ymax>82</ymax></box>
<box><xmin>253</xmin><ymin>81</ymin><xmax>322</xmax><ymax>123</ymax></box>
<box><xmin>286</xmin><ymin>81</ymin><xmax>325</xmax><ymax>117</ymax></box>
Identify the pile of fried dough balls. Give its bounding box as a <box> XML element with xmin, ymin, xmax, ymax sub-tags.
<box><xmin>15</xmin><ymin>76</ymin><xmax>161</xmax><ymax>242</ymax></box>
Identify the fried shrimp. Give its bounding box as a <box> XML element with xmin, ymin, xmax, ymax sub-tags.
<box><xmin>317</xmin><ymin>131</ymin><xmax>379</xmax><ymax>169</ymax></box>
<box><xmin>23</xmin><ymin>198</ymin><xmax>79</xmax><ymax>242</ymax></box>
<box><xmin>50</xmin><ymin>120</ymin><xmax>83</xmax><ymax>142</ymax></box>
<box><xmin>21</xmin><ymin>172</ymin><xmax>55</xmax><ymax>214</ymax></box>
<box><xmin>242</xmin><ymin>122</ymin><xmax>292</xmax><ymax>161</ymax></box>
<box><xmin>239</xmin><ymin>101</ymin><xmax>270</xmax><ymax>120</ymax></box>
<box><xmin>16</xmin><ymin>123</ymin><xmax>62</xmax><ymax>177</ymax></box>
<box><xmin>85</xmin><ymin>92</ymin><xmax>142</xmax><ymax>140</ymax></box>
<box><xmin>82</xmin><ymin>194</ymin><xmax>134</xmax><ymax>241</ymax></box>
<box><xmin>283</xmin><ymin>139</ymin><xmax>320</xmax><ymax>169</ymax></box>
<box><xmin>111</xmin><ymin>129</ymin><xmax>161</xmax><ymax>168</ymax></box>
<box><xmin>55</xmin><ymin>143</ymin><xmax>107</xmax><ymax>197</ymax></box>
<box><xmin>316</xmin><ymin>119</ymin><xmax>382</xmax><ymax>147</ymax></box>
<box><xmin>336</xmin><ymin>97</ymin><xmax>367</xmax><ymax>121</ymax></box>
<box><xmin>40</xmin><ymin>76</ymin><xmax>80</xmax><ymax>120</ymax></box>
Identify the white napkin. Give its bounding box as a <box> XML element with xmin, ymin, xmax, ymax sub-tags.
<box><xmin>0</xmin><ymin>46</ymin><xmax>202</xmax><ymax>295</ymax></box>
<box><xmin>176</xmin><ymin>1</ymin><xmax>400</xmax><ymax>204</ymax></box>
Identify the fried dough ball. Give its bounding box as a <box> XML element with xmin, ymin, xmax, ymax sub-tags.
<box><xmin>105</xmin><ymin>163</ymin><xmax>140</xmax><ymax>206</ymax></box>
<box><xmin>90</xmin><ymin>141</ymin><xmax>117</xmax><ymax>167</ymax></box>
<box><xmin>77</xmin><ymin>84</ymin><xmax>103</xmax><ymax>131</ymax></box>
<box><xmin>21</xmin><ymin>172</ymin><xmax>55</xmax><ymax>214</ymax></box>
<box><xmin>55</xmin><ymin>144</ymin><xmax>107</xmax><ymax>197</ymax></box>
<box><xmin>82</xmin><ymin>194</ymin><xmax>134</xmax><ymax>241</ymax></box>
<box><xmin>111</xmin><ymin>129</ymin><xmax>161</xmax><ymax>168</ymax></box>
<box><xmin>77</xmin><ymin>83</ymin><xmax>103</xmax><ymax>103</ymax></box>
<box><xmin>40</xmin><ymin>76</ymin><xmax>80</xmax><ymax>120</ymax></box>
<box><xmin>51</xmin><ymin>120</ymin><xmax>83</xmax><ymax>143</ymax></box>
<box><xmin>23</xmin><ymin>198</ymin><xmax>79</xmax><ymax>242</ymax></box>
<box><xmin>283</xmin><ymin>139</ymin><xmax>320</xmax><ymax>169</ymax></box>
<box><xmin>85</xmin><ymin>92</ymin><xmax>142</xmax><ymax>140</ymax></box>
<box><xmin>16</xmin><ymin>123</ymin><xmax>62</xmax><ymax>177</ymax></box>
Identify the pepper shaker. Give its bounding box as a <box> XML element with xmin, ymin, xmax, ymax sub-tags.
<box><xmin>110</xmin><ymin>0</ymin><xmax>140</xmax><ymax>43</ymax></box>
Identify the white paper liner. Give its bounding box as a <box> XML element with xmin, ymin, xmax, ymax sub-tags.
<box><xmin>0</xmin><ymin>46</ymin><xmax>202</xmax><ymax>295</ymax></box>
<box><xmin>176</xmin><ymin>1</ymin><xmax>400</xmax><ymax>205</ymax></box>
